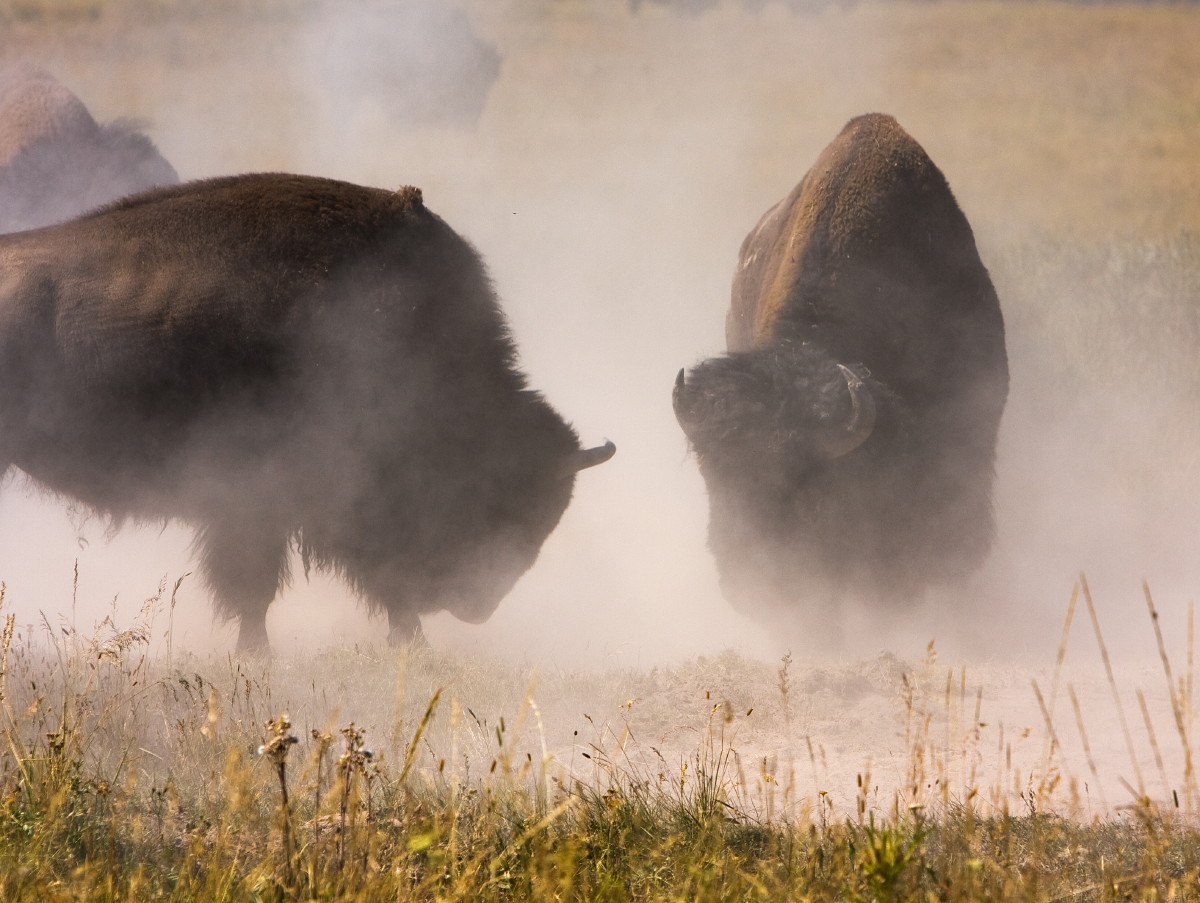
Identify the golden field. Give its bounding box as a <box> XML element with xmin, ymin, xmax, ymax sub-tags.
<box><xmin>1</xmin><ymin>0</ymin><xmax>1200</xmax><ymax>898</ymax></box>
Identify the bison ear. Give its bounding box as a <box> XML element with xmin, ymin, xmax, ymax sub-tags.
<box><xmin>819</xmin><ymin>365</ymin><xmax>876</xmax><ymax>458</ymax></box>
<box><xmin>564</xmin><ymin>440</ymin><xmax>616</xmax><ymax>478</ymax></box>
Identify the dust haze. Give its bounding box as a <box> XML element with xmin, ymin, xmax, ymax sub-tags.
<box><xmin>0</xmin><ymin>0</ymin><xmax>1198</xmax><ymax>815</ymax></box>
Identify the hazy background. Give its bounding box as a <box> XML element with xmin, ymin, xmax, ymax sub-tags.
<box><xmin>0</xmin><ymin>0</ymin><xmax>1197</xmax><ymax>674</ymax></box>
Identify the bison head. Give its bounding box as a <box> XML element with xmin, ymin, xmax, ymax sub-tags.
<box><xmin>434</xmin><ymin>430</ymin><xmax>616</xmax><ymax>625</ymax></box>
<box><xmin>673</xmin><ymin>342</ymin><xmax>921</xmax><ymax>618</ymax></box>
<box><xmin>673</xmin><ymin>342</ymin><xmax>882</xmax><ymax>489</ymax></box>
<box><xmin>314</xmin><ymin>385</ymin><xmax>616</xmax><ymax>629</ymax></box>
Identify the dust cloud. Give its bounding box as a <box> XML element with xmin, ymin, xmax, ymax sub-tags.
<box><xmin>0</xmin><ymin>0</ymin><xmax>1197</xmax><ymax>686</ymax></box>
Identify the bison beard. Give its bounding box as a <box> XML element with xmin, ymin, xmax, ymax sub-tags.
<box><xmin>675</xmin><ymin>113</ymin><xmax>1008</xmax><ymax>634</ymax></box>
<box><xmin>0</xmin><ymin>173</ymin><xmax>614</xmax><ymax>652</ymax></box>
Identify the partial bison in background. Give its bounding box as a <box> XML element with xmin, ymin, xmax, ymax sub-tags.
<box><xmin>0</xmin><ymin>63</ymin><xmax>178</xmax><ymax>233</ymax></box>
<box><xmin>308</xmin><ymin>0</ymin><xmax>501</xmax><ymax>129</ymax></box>
<box><xmin>629</xmin><ymin>0</ymin><xmax>832</xmax><ymax>15</ymax></box>
<box><xmin>674</xmin><ymin>113</ymin><xmax>1008</xmax><ymax>633</ymax></box>
<box><xmin>0</xmin><ymin>173</ymin><xmax>614</xmax><ymax>652</ymax></box>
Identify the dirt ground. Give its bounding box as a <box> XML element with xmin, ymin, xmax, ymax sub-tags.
<box><xmin>1</xmin><ymin>0</ymin><xmax>1198</xmax><ymax>818</ymax></box>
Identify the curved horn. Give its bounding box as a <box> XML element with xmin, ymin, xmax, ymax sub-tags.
<box><xmin>672</xmin><ymin>368</ymin><xmax>695</xmax><ymax>429</ymax></box>
<box><xmin>567</xmin><ymin>440</ymin><xmax>616</xmax><ymax>475</ymax></box>
<box><xmin>819</xmin><ymin>364</ymin><xmax>876</xmax><ymax>458</ymax></box>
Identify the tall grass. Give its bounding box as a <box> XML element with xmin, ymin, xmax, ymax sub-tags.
<box><xmin>2</xmin><ymin>578</ymin><xmax>1200</xmax><ymax>900</ymax></box>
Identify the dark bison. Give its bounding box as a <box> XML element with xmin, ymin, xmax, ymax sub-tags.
<box><xmin>673</xmin><ymin>113</ymin><xmax>1008</xmax><ymax>629</ymax></box>
<box><xmin>0</xmin><ymin>63</ymin><xmax>178</xmax><ymax>233</ymax></box>
<box><xmin>0</xmin><ymin>173</ymin><xmax>614</xmax><ymax>651</ymax></box>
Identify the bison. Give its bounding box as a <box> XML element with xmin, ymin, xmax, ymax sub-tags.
<box><xmin>673</xmin><ymin>113</ymin><xmax>1008</xmax><ymax>631</ymax></box>
<box><xmin>0</xmin><ymin>172</ymin><xmax>614</xmax><ymax>651</ymax></box>
<box><xmin>310</xmin><ymin>0</ymin><xmax>502</xmax><ymax>129</ymax></box>
<box><xmin>0</xmin><ymin>63</ymin><xmax>178</xmax><ymax>233</ymax></box>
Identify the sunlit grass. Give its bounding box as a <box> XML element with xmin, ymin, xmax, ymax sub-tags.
<box><xmin>1</xmin><ymin>0</ymin><xmax>1199</xmax><ymax>898</ymax></box>
<box><xmin>2</xmin><ymin>577</ymin><xmax>1200</xmax><ymax>901</ymax></box>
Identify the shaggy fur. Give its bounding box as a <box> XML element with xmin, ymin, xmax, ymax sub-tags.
<box><xmin>0</xmin><ymin>173</ymin><xmax>612</xmax><ymax>651</ymax></box>
<box><xmin>675</xmin><ymin>113</ymin><xmax>1008</xmax><ymax>626</ymax></box>
<box><xmin>0</xmin><ymin>63</ymin><xmax>177</xmax><ymax>233</ymax></box>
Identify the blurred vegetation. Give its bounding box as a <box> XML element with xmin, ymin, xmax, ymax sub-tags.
<box><xmin>0</xmin><ymin>0</ymin><xmax>303</xmax><ymax>22</ymax></box>
<box><xmin>994</xmin><ymin>229</ymin><xmax>1200</xmax><ymax>473</ymax></box>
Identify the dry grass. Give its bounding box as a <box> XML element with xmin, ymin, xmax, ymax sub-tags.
<box><xmin>3</xmin><ymin>579</ymin><xmax>1200</xmax><ymax>900</ymax></box>
<box><xmin>2</xmin><ymin>1</ymin><xmax>1200</xmax><ymax>897</ymax></box>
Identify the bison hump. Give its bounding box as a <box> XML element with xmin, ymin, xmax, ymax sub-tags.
<box><xmin>733</xmin><ymin>113</ymin><xmax>995</xmax><ymax>350</ymax></box>
<box><xmin>0</xmin><ymin>63</ymin><xmax>98</xmax><ymax>168</ymax></box>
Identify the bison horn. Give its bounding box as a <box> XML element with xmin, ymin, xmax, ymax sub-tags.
<box><xmin>820</xmin><ymin>364</ymin><xmax>876</xmax><ymax>458</ymax></box>
<box><xmin>672</xmin><ymin>368</ymin><xmax>696</xmax><ymax>429</ymax></box>
<box><xmin>566</xmin><ymin>440</ymin><xmax>616</xmax><ymax>476</ymax></box>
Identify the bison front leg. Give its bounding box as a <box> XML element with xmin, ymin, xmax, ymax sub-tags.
<box><xmin>196</xmin><ymin>518</ymin><xmax>290</xmax><ymax>655</ymax></box>
<box><xmin>341</xmin><ymin>558</ymin><xmax>427</xmax><ymax>648</ymax></box>
<box><xmin>386</xmin><ymin>607</ymin><xmax>425</xmax><ymax>648</ymax></box>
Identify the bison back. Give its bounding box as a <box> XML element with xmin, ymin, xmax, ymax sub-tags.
<box><xmin>728</xmin><ymin>113</ymin><xmax>1007</xmax><ymax>417</ymax></box>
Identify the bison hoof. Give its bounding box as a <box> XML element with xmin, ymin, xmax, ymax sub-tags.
<box><xmin>234</xmin><ymin>621</ymin><xmax>272</xmax><ymax>656</ymax></box>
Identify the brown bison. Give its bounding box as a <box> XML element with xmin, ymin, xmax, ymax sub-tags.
<box><xmin>0</xmin><ymin>63</ymin><xmax>178</xmax><ymax>233</ymax></box>
<box><xmin>0</xmin><ymin>173</ymin><xmax>614</xmax><ymax>651</ymax></box>
<box><xmin>673</xmin><ymin>113</ymin><xmax>1008</xmax><ymax>630</ymax></box>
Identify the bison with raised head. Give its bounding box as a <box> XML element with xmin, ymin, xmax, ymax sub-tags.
<box><xmin>674</xmin><ymin>113</ymin><xmax>1008</xmax><ymax>631</ymax></box>
<box><xmin>0</xmin><ymin>173</ymin><xmax>614</xmax><ymax>651</ymax></box>
<box><xmin>0</xmin><ymin>63</ymin><xmax>178</xmax><ymax>233</ymax></box>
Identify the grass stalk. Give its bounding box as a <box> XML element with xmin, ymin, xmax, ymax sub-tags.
<box><xmin>1142</xmin><ymin>581</ymin><xmax>1196</xmax><ymax>810</ymax></box>
<box><xmin>1079</xmin><ymin>574</ymin><xmax>1145</xmax><ymax>798</ymax></box>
